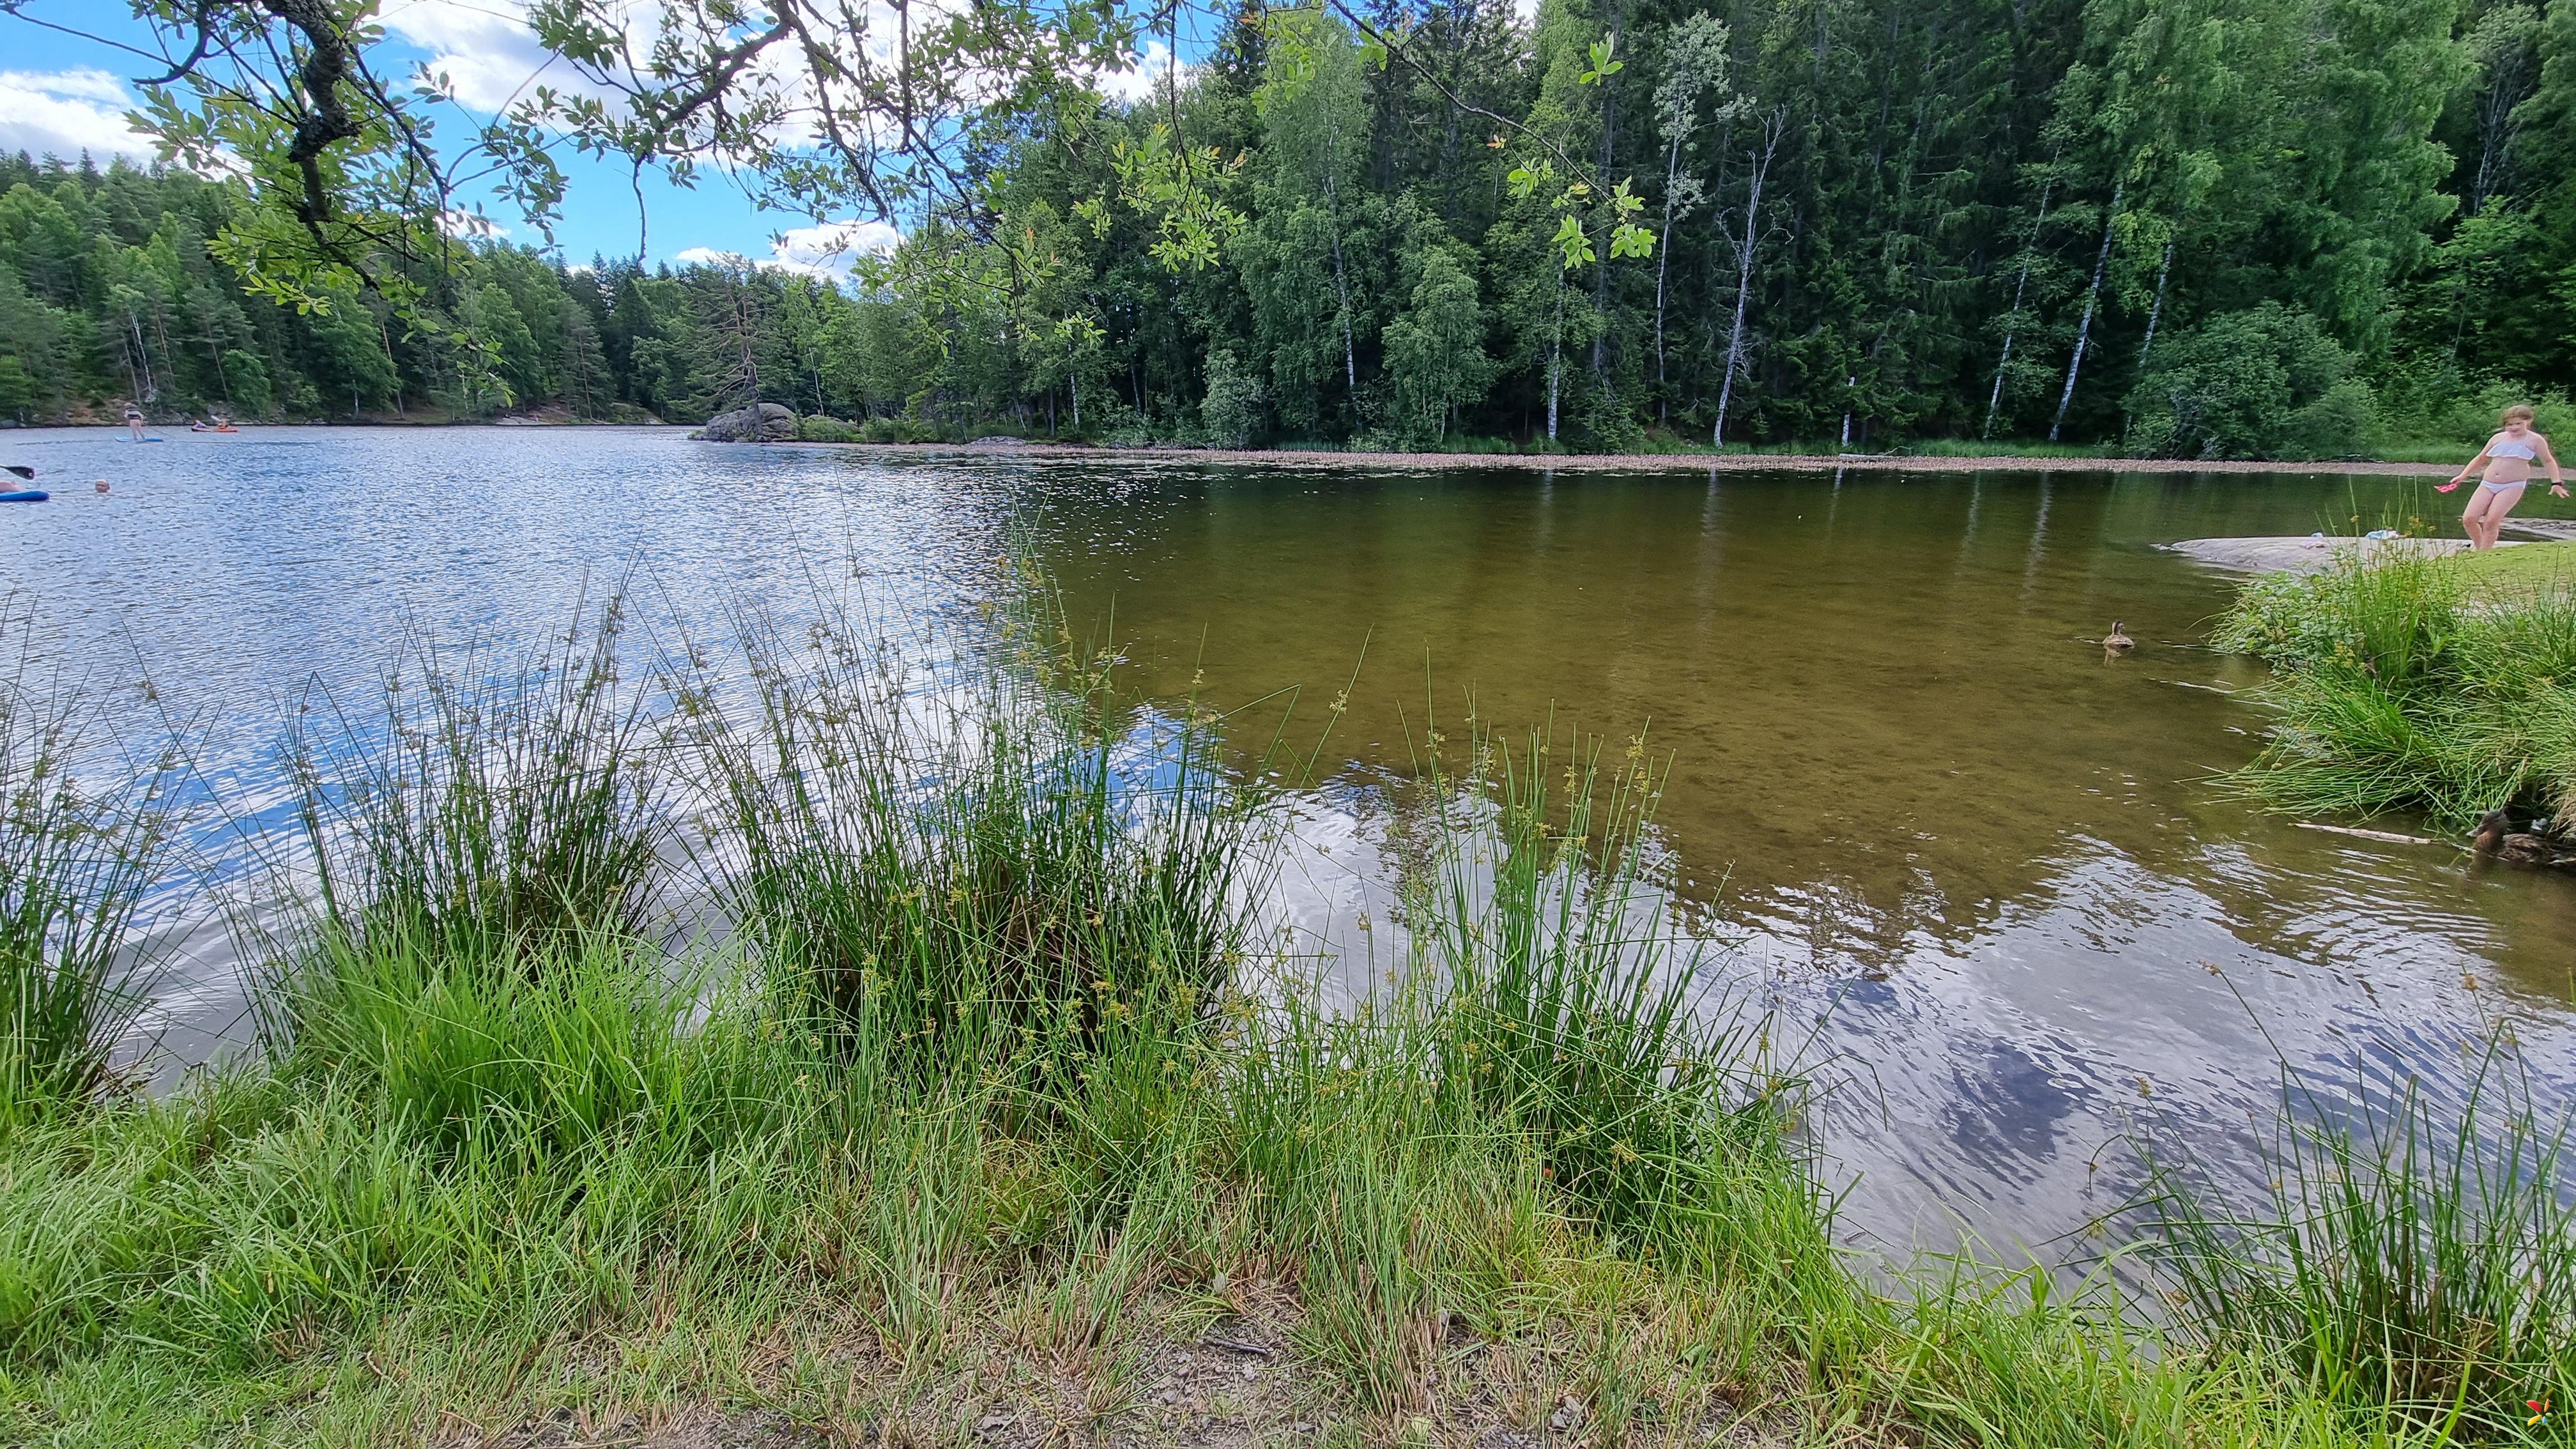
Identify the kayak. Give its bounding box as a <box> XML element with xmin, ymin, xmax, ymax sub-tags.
<box><xmin>0</xmin><ymin>490</ymin><xmax>49</xmax><ymax>503</ymax></box>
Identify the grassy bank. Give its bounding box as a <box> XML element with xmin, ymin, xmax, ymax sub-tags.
<box><xmin>3</xmin><ymin>583</ymin><xmax>2570</xmax><ymax>1446</ymax></box>
<box><xmin>2215</xmin><ymin>544</ymin><xmax>2576</xmax><ymax>831</ymax></box>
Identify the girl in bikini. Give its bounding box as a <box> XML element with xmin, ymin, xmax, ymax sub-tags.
<box><xmin>2439</xmin><ymin>404</ymin><xmax>2567</xmax><ymax>549</ymax></box>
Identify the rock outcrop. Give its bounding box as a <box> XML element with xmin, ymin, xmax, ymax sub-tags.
<box><xmin>691</xmin><ymin>402</ymin><xmax>797</xmax><ymax>442</ymax></box>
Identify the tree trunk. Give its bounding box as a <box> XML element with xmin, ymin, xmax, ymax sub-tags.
<box><xmin>1982</xmin><ymin>174</ymin><xmax>2056</xmax><ymax>440</ymax></box>
<box><xmin>1712</xmin><ymin>115</ymin><xmax>1780</xmax><ymax>447</ymax></box>
<box><xmin>2125</xmin><ymin>230</ymin><xmax>2175</xmax><ymax>433</ymax></box>
<box><xmin>1547</xmin><ymin>279</ymin><xmax>1563</xmax><ymax>442</ymax></box>
<box><xmin>1590</xmin><ymin>10</ymin><xmax>1620</xmax><ymax>383</ymax></box>
<box><xmin>1653</xmin><ymin>132</ymin><xmax>1680</xmax><ymax>410</ymax></box>
<box><xmin>2048</xmin><ymin>181</ymin><xmax>2121</xmax><ymax>443</ymax></box>
<box><xmin>1436</xmin><ymin>0</ymin><xmax>1480</xmax><ymax>224</ymax></box>
<box><xmin>1323</xmin><ymin>111</ymin><xmax>1358</xmax><ymax>399</ymax></box>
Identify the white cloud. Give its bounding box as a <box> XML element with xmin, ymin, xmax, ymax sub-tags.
<box><xmin>1096</xmin><ymin>40</ymin><xmax>1181</xmax><ymax>105</ymax></box>
<box><xmin>379</xmin><ymin>0</ymin><xmax>590</xmax><ymax>115</ymax></box>
<box><xmin>673</xmin><ymin>218</ymin><xmax>901</xmax><ymax>280</ymax></box>
<box><xmin>0</xmin><ymin>69</ymin><xmax>160</xmax><ymax>164</ymax></box>
<box><xmin>441</xmin><ymin>208</ymin><xmax>511</xmax><ymax>239</ymax></box>
<box><xmin>774</xmin><ymin>219</ymin><xmax>901</xmax><ymax>273</ymax></box>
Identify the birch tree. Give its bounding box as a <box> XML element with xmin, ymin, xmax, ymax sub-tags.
<box><xmin>1710</xmin><ymin>108</ymin><xmax>1785</xmax><ymax>447</ymax></box>
<box><xmin>1651</xmin><ymin>14</ymin><xmax>1738</xmax><ymax>406</ymax></box>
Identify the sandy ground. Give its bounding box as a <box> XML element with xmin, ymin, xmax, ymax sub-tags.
<box><xmin>778</xmin><ymin>440</ymin><xmax>2460</xmax><ymax>476</ymax></box>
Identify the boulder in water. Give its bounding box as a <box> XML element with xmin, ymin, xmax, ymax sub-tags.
<box><xmin>692</xmin><ymin>402</ymin><xmax>797</xmax><ymax>442</ymax></box>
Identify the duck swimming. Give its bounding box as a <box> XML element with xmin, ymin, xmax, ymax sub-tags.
<box><xmin>2472</xmin><ymin>808</ymin><xmax>2558</xmax><ymax>864</ymax></box>
<box><xmin>2102</xmin><ymin>621</ymin><xmax>2134</xmax><ymax>653</ymax></box>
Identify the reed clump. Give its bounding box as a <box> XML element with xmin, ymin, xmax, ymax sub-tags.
<box><xmin>692</xmin><ymin>602</ymin><xmax>1254</xmax><ymax>1113</ymax></box>
<box><xmin>287</xmin><ymin>595</ymin><xmax>666</xmax><ymax>969</ymax></box>
<box><xmin>2216</xmin><ymin>547</ymin><xmax>2576</xmax><ymax>830</ymax></box>
<box><xmin>2147</xmin><ymin>1059</ymin><xmax>2576</xmax><ymax>1439</ymax></box>
<box><xmin>0</xmin><ymin>607</ymin><xmax>180</xmax><ymax>1121</ymax></box>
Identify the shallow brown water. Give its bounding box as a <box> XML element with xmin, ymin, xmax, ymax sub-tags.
<box><xmin>1018</xmin><ymin>463</ymin><xmax>2576</xmax><ymax>1254</ymax></box>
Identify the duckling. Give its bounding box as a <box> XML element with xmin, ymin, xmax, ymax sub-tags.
<box><xmin>2471</xmin><ymin>808</ymin><xmax>2557</xmax><ymax>864</ymax></box>
<box><xmin>2102</xmin><ymin>621</ymin><xmax>2135</xmax><ymax>654</ymax></box>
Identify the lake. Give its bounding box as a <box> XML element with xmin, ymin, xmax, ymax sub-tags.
<box><xmin>4</xmin><ymin>424</ymin><xmax>2568</xmax><ymax>1262</ymax></box>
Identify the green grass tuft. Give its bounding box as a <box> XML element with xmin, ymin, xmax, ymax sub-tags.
<box><xmin>2147</xmin><ymin>1054</ymin><xmax>2576</xmax><ymax>1438</ymax></box>
<box><xmin>2216</xmin><ymin>548</ymin><xmax>2576</xmax><ymax>830</ymax></box>
<box><xmin>0</xmin><ymin>602</ymin><xmax>183</xmax><ymax>1121</ymax></box>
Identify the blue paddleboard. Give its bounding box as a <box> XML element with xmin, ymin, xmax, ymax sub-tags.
<box><xmin>0</xmin><ymin>490</ymin><xmax>49</xmax><ymax>503</ymax></box>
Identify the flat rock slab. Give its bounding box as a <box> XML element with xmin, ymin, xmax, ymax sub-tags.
<box><xmin>2164</xmin><ymin>535</ymin><xmax>2513</xmax><ymax>573</ymax></box>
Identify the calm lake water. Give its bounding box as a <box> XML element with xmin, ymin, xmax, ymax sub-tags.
<box><xmin>4</xmin><ymin>425</ymin><xmax>2569</xmax><ymax>1262</ymax></box>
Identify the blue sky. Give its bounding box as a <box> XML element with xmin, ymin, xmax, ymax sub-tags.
<box><xmin>0</xmin><ymin>0</ymin><xmax>1177</xmax><ymax>279</ymax></box>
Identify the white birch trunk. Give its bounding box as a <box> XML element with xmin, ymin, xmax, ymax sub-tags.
<box><xmin>1712</xmin><ymin>116</ymin><xmax>1779</xmax><ymax>447</ymax></box>
<box><xmin>2048</xmin><ymin>180</ymin><xmax>2122</xmax><ymax>443</ymax></box>
<box><xmin>1982</xmin><ymin>176</ymin><xmax>2055</xmax><ymax>440</ymax></box>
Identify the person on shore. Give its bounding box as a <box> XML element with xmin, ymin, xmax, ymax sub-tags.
<box><xmin>123</xmin><ymin>403</ymin><xmax>146</xmax><ymax>441</ymax></box>
<box><xmin>2439</xmin><ymin>404</ymin><xmax>2567</xmax><ymax>549</ymax></box>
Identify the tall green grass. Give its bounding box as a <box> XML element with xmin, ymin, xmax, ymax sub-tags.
<box><xmin>1406</xmin><ymin>721</ymin><xmax>1798</xmax><ymax>1245</ymax></box>
<box><xmin>689</xmin><ymin>596</ymin><xmax>1260</xmax><ymax>1118</ymax></box>
<box><xmin>283</xmin><ymin>592</ymin><xmax>666</xmax><ymax>967</ymax></box>
<box><xmin>2147</xmin><ymin>1055</ymin><xmax>2576</xmax><ymax>1438</ymax></box>
<box><xmin>0</xmin><ymin>607</ymin><xmax>181</xmax><ymax>1119</ymax></box>
<box><xmin>2216</xmin><ymin>548</ymin><xmax>2576</xmax><ymax>829</ymax></box>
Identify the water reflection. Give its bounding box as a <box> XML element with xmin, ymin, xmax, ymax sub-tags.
<box><xmin>1016</xmin><ymin>462</ymin><xmax>2576</xmax><ymax>1255</ymax></box>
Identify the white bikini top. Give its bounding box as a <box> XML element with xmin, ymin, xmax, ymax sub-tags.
<box><xmin>2493</xmin><ymin>436</ymin><xmax>2539</xmax><ymax>460</ymax></box>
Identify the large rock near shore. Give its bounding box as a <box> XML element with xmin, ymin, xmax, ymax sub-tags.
<box><xmin>2165</xmin><ymin>535</ymin><xmax>2505</xmax><ymax>574</ymax></box>
<box><xmin>691</xmin><ymin>402</ymin><xmax>797</xmax><ymax>441</ymax></box>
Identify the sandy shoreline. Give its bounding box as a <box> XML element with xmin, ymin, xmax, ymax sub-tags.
<box><xmin>771</xmin><ymin>440</ymin><xmax>2457</xmax><ymax>475</ymax></box>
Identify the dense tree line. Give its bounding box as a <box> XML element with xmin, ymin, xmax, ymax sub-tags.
<box><xmin>887</xmin><ymin>0</ymin><xmax>2554</xmax><ymax>456</ymax></box>
<box><xmin>0</xmin><ymin>153</ymin><xmax>857</xmax><ymax>429</ymax></box>
<box><xmin>16</xmin><ymin>0</ymin><xmax>2576</xmax><ymax>455</ymax></box>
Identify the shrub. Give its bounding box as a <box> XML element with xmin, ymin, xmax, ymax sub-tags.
<box><xmin>2372</xmin><ymin>358</ymin><xmax>2576</xmax><ymax>452</ymax></box>
<box><xmin>857</xmin><ymin>415</ymin><xmax>938</xmax><ymax>443</ymax></box>
<box><xmin>1199</xmin><ymin>348</ymin><xmax>1266</xmax><ymax>448</ymax></box>
<box><xmin>794</xmin><ymin>414</ymin><xmax>858</xmax><ymax>442</ymax></box>
<box><xmin>2126</xmin><ymin>304</ymin><xmax>2375</xmax><ymax>460</ymax></box>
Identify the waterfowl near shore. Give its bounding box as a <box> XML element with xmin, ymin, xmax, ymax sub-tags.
<box><xmin>2102</xmin><ymin>621</ymin><xmax>2134</xmax><ymax>654</ymax></box>
<box><xmin>2472</xmin><ymin>808</ymin><xmax>2560</xmax><ymax>864</ymax></box>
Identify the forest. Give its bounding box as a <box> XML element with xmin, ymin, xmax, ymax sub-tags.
<box><xmin>6</xmin><ymin>0</ymin><xmax>2576</xmax><ymax>457</ymax></box>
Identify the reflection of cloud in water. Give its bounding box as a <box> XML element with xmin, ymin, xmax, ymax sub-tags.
<box><xmin>1256</xmin><ymin>788</ymin><xmax>2576</xmax><ymax>1265</ymax></box>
